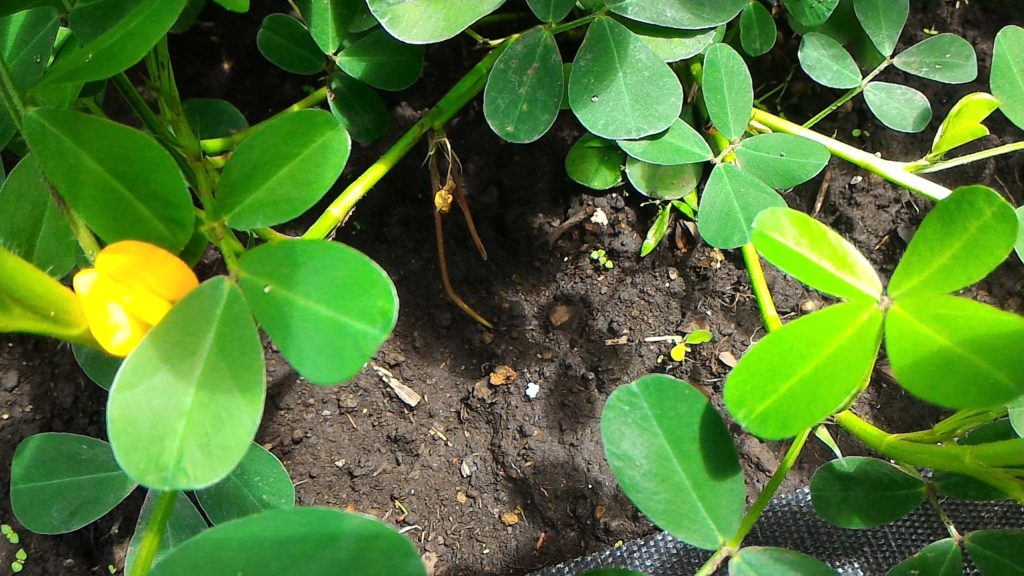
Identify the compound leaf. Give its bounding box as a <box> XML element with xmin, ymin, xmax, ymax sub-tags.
<box><xmin>698</xmin><ymin>163</ymin><xmax>786</xmax><ymax>250</ymax></box>
<box><xmin>811</xmin><ymin>457</ymin><xmax>925</xmax><ymax>528</ymax></box>
<box><xmin>484</xmin><ymin>26</ymin><xmax>562</xmax><ymax>144</ymax></box>
<box><xmin>863</xmin><ymin>81</ymin><xmax>932</xmax><ymax>133</ymax></box>
<box><xmin>702</xmin><ymin>42</ymin><xmax>752</xmax><ymax>141</ymax></box>
<box><xmin>894</xmin><ymin>33</ymin><xmax>977</xmax><ymax>84</ymax></box>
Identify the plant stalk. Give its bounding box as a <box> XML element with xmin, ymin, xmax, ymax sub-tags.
<box><xmin>693</xmin><ymin>547</ymin><xmax>731</xmax><ymax>576</ymax></box>
<box><xmin>741</xmin><ymin>243</ymin><xmax>782</xmax><ymax>332</ymax></box>
<box><xmin>112</xmin><ymin>73</ymin><xmax>175</xmax><ymax>144</ymax></box>
<box><xmin>200</xmin><ymin>86</ymin><xmax>329</xmax><ymax>155</ymax></box>
<box><xmin>802</xmin><ymin>58</ymin><xmax>891</xmax><ymax>129</ymax></box>
<box><xmin>0</xmin><ymin>53</ymin><xmax>26</xmax><ymax>132</ymax></box>
<box><xmin>129</xmin><ymin>490</ymin><xmax>178</xmax><ymax>576</ymax></box>
<box><xmin>907</xmin><ymin>140</ymin><xmax>1024</xmax><ymax>174</ymax></box>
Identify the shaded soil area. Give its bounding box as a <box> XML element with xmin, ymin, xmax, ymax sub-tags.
<box><xmin>1</xmin><ymin>2</ymin><xmax>1022</xmax><ymax>575</ymax></box>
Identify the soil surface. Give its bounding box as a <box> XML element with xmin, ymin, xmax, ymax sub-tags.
<box><xmin>1</xmin><ymin>2</ymin><xmax>1022</xmax><ymax>575</ymax></box>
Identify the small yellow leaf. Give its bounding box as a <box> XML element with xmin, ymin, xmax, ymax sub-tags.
<box><xmin>670</xmin><ymin>343</ymin><xmax>687</xmax><ymax>362</ymax></box>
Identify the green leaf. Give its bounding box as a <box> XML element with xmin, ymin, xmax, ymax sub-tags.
<box><xmin>784</xmin><ymin>0</ymin><xmax>839</xmax><ymax>27</ymax></box>
<box><xmin>295</xmin><ymin>0</ymin><xmax>359</xmax><ymax>54</ymax></box>
<box><xmin>525</xmin><ymin>0</ymin><xmax>574</xmax><ymax>22</ymax></box>
<box><xmin>182</xmin><ymin>98</ymin><xmax>248</xmax><ymax>140</ymax></box>
<box><xmin>484</xmin><ymin>26</ymin><xmax>562</xmax><ymax>144</ymax></box>
<box><xmin>256</xmin><ymin>13</ymin><xmax>324</xmax><ymax>75</ymax></box>
<box><xmin>601</xmin><ymin>374</ymin><xmax>744</xmax><ymax>550</ymax></box>
<box><xmin>697</xmin><ymin>163</ymin><xmax>786</xmax><ymax>250</ymax></box>
<box><xmin>1016</xmin><ymin>206</ymin><xmax>1024</xmax><ymax>264</ymax></box>
<box><xmin>623</xmin><ymin>21</ymin><xmax>720</xmax><ymax>63</ymax></box>
<box><xmin>798</xmin><ymin>32</ymin><xmax>862</xmax><ymax>89</ymax></box>
<box><xmin>725</xmin><ymin>302</ymin><xmax>884</xmax><ymax>440</ymax></box>
<box><xmin>336</xmin><ymin>28</ymin><xmax>424</xmax><ymax>91</ymax></box>
<box><xmin>149</xmin><ymin>508</ymin><xmax>426</xmax><ymax>576</ymax></box>
<box><xmin>125</xmin><ymin>491</ymin><xmax>207</xmax><ymax>574</ymax></box>
<box><xmin>863</xmin><ymin>82</ymin><xmax>932</xmax><ymax>133</ymax></box>
<box><xmin>640</xmin><ymin>203</ymin><xmax>672</xmax><ymax>257</ymax></box>
<box><xmin>68</xmin><ymin>0</ymin><xmax>138</xmax><ymax>43</ymax></box>
<box><xmin>991</xmin><ymin>26</ymin><xmax>1024</xmax><ymax>130</ymax></box>
<box><xmin>11</xmin><ymin>433</ymin><xmax>137</xmax><ymax>534</ymax></box>
<box><xmin>965</xmin><ymin>529</ymin><xmax>1024</xmax><ymax>575</ymax></box>
<box><xmin>0</xmin><ymin>1</ymin><xmax>63</xmax><ymax>20</ymax></box>
<box><xmin>195</xmin><ymin>444</ymin><xmax>294</xmax><ymax>524</ymax></box>
<box><xmin>888</xmin><ymin>186</ymin><xmax>1018</xmax><ymax>298</ymax></box>
<box><xmin>894</xmin><ymin>33</ymin><xmax>977</xmax><ymax>84</ymax></box>
<box><xmin>328</xmin><ymin>73</ymin><xmax>392</xmax><ymax>144</ymax></box>
<box><xmin>885</xmin><ymin>295</ymin><xmax>1024</xmax><ymax>409</ymax></box>
<box><xmin>811</xmin><ymin>456</ymin><xmax>925</xmax><ymax>528</ymax></box>
<box><xmin>752</xmin><ymin>207</ymin><xmax>882</xmax><ymax>302</ymax></box>
<box><xmin>887</xmin><ymin>539</ymin><xmax>963</xmax><ymax>576</ymax></box>
<box><xmin>565</xmin><ymin>133</ymin><xmax>624</xmax><ymax>190</ymax></box>
<box><xmin>366</xmin><ymin>0</ymin><xmax>505</xmax><ymax>44</ymax></box>
<box><xmin>702</xmin><ymin>42</ymin><xmax>752</xmax><ymax>141</ymax></box>
<box><xmin>730</xmin><ymin>547</ymin><xmax>837</xmax><ymax>576</ymax></box>
<box><xmin>569</xmin><ymin>16</ymin><xmax>682</xmax><ymax>140</ymax></box>
<box><xmin>108</xmin><ymin>277</ymin><xmax>265</xmax><ymax>490</ymax></box>
<box><xmin>617</xmin><ymin>118</ymin><xmax>712</xmax><ymax>166</ymax></box>
<box><xmin>237</xmin><ymin>240</ymin><xmax>398</xmax><ymax>385</ymax></box>
<box><xmin>39</xmin><ymin>0</ymin><xmax>187</xmax><ymax>86</ymax></box>
<box><xmin>0</xmin><ymin>7</ymin><xmax>60</xmax><ymax>149</ymax></box>
<box><xmin>740</xmin><ymin>1</ymin><xmax>776</xmax><ymax>57</ymax></box>
<box><xmin>929</xmin><ymin>92</ymin><xmax>1000</xmax><ymax>160</ymax></box>
<box><xmin>605</xmin><ymin>0</ymin><xmax>746</xmax><ymax>29</ymax></box>
<box><xmin>1011</xmin><ymin>396</ymin><xmax>1024</xmax><ymax>438</ymax></box>
<box><xmin>212</xmin><ymin>0</ymin><xmax>248</xmax><ymax>12</ymax></box>
<box><xmin>933</xmin><ymin>470</ymin><xmax>1013</xmax><ymax>501</ymax></box>
<box><xmin>852</xmin><ymin>0</ymin><xmax>907</xmax><ymax>56</ymax></box>
<box><xmin>23</xmin><ymin>107</ymin><xmax>194</xmax><ymax>253</ymax></box>
<box><xmin>626</xmin><ymin>158</ymin><xmax>701</xmax><ymax>201</ymax></box>
<box><xmin>72</xmin><ymin>343</ymin><xmax>121</xmax><ymax>391</ymax></box>
<box><xmin>0</xmin><ymin>155</ymin><xmax>76</xmax><ymax>278</ymax></box>
<box><xmin>0</xmin><ymin>246</ymin><xmax>92</xmax><ymax>345</ymax></box>
<box><xmin>214</xmin><ymin>109</ymin><xmax>350</xmax><ymax>230</ymax></box>
<box><xmin>733</xmin><ymin>133</ymin><xmax>830</xmax><ymax>189</ymax></box>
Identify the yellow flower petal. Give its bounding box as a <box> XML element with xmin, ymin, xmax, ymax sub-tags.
<box><xmin>95</xmin><ymin>240</ymin><xmax>199</xmax><ymax>304</ymax></box>
<box><xmin>73</xmin><ymin>269</ymin><xmax>152</xmax><ymax>357</ymax></box>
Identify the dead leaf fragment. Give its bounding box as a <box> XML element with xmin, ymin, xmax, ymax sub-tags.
<box><xmin>489</xmin><ymin>365</ymin><xmax>517</xmax><ymax>386</ymax></box>
<box><xmin>472</xmin><ymin>378</ymin><xmax>493</xmax><ymax>401</ymax></box>
<box><xmin>718</xmin><ymin>351</ymin><xmax>738</xmax><ymax>368</ymax></box>
<box><xmin>372</xmin><ymin>365</ymin><xmax>421</xmax><ymax>407</ymax></box>
<box><xmin>500</xmin><ymin>511</ymin><xmax>520</xmax><ymax>526</ymax></box>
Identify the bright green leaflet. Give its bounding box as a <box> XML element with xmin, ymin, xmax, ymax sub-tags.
<box><xmin>863</xmin><ymin>81</ymin><xmax>932</xmax><ymax>133</ymax></box>
<box><xmin>525</xmin><ymin>0</ymin><xmax>574</xmax><ymax>23</ymax></box>
<box><xmin>336</xmin><ymin>28</ymin><xmax>425</xmax><ymax>91</ymax></box>
<box><xmin>626</xmin><ymin>157</ymin><xmax>701</xmax><ymax>201</ymax></box>
<box><xmin>784</xmin><ymin>0</ymin><xmax>839</xmax><ymax>27</ymax></box>
<box><xmin>10</xmin><ymin>433</ymin><xmax>137</xmax><ymax>534</ymax></box>
<box><xmin>888</xmin><ymin>186</ymin><xmax>1017</xmax><ymax>298</ymax></box>
<box><xmin>0</xmin><ymin>0</ymin><xmax>63</xmax><ymax>19</ymax></box>
<box><xmin>886</xmin><ymin>539</ymin><xmax>963</xmax><ymax>576</ymax></box>
<box><xmin>1016</xmin><ymin>206</ymin><xmax>1024</xmax><ymax>264</ymax></box>
<box><xmin>725</xmin><ymin>301</ymin><xmax>883</xmax><ymax>440</ymax></box>
<box><xmin>212</xmin><ymin>0</ymin><xmax>248</xmax><ymax>12</ymax></box>
<box><xmin>0</xmin><ymin>247</ymin><xmax>91</xmax><ymax>345</ymax></box>
<box><xmin>68</xmin><ymin>0</ymin><xmax>139</xmax><ymax>43</ymax></box>
<box><xmin>565</xmin><ymin>133</ymin><xmax>624</xmax><ymax>190</ymax></box>
<box><xmin>929</xmin><ymin>92</ymin><xmax>1000</xmax><ymax>159</ymax></box>
<box><xmin>125</xmin><ymin>491</ymin><xmax>207</xmax><ymax>574</ymax></box>
<box><xmin>702</xmin><ymin>42</ymin><xmax>752</xmax><ymax>141</ymax></box>
<box><xmin>604</xmin><ymin>0</ymin><xmax>745</xmax><ymax>29</ymax></box>
<box><xmin>730</xmin><ymin>547</ymin><xmax>837</xmax><ymax>576</ymax></box>
<box><xmin>0</xmin><ymin>7</ymin><xmax>59</xmax><ymax>149</ymax></box>
<box><xmin>601</xmin><ymin>375</ymin><xmax>744</xmax><ymax>550</ymax></box>
<box><xmin>39</xmin><ymin>0</ymin><xmax>186</xmax><ymax>86</ymax></box>
<box><xmin>237</xmin><ymin>240</ymin><xmax>398</xmax><ymax>385</ymax></box>
<box><xmin>852</xmin><ymin>0</ymin><xmax>907</xmax><ymax>56</ymax></box>
<box><xmin>23</xmin><ymin>107</ymin><xmax>194</xmax><ymax>253</ymax></box>
<box><xmin>328</xmin><ymin>73</ymin><xmax>392</xmax><ymax>144</ymax></box>
<box><xmin>885</xmin><ymin>295</ymin><xmax>1024</xmax><ymax>409</ymax></box>
<box><xmin>640</xmin><ymin>203</ymin><xmax>672</xmax><ymax>257</ymax></box>
<box><xmin>72</xmin><ymin>343</ymin><xmax>121</xmax><ymax>391</ymax></box>
<box><xmin>740</xmin><ymin>1</ymin><xmax>776</xmax><ymax>57</ymax></box>
<box><xmin>893</xmin><ymin>33</ymin><xmax>977</xmax><ymax>84</ymax></box>
<box><xmin>256</xmin><ymin>13</ymin><xmax>324</xmax><ymax>75</ymax></box>
<box><xmin>965</xmin><ymin>529</ymin><xmax>1024</xmax><ymax>575</ymax></box>
<box><xmin>108</xmin><ymin>277</ymin><xmax>265</xmax><ymax>490</ymax></box>
<box><xmin>810</xmin><ymin>457</ymin><xmax>925</xmax><ymax>529</ymax></box>
<box><xmin>617</xmin><ymin>118</ymin><xmax>712</xmax><ymax>166</ymax></box>
<box><xmin>798</xmin><ymin>32</ymin><xmax>862</xmax><ymax>89</ymax></box>
<box><xmin>195</xmin><ymin>443</ymin><xmax>295</xmax><ymax>525</ymax></box>
<box><xmin>991</xmin><ymin>26</ymin><xmax>1024</xmax><ymax>130</ymax></box>
<box><xmin>214</xmin><ymin>109</ymin><xmax>350</xmax><ymax>230</ymax></box>
<box><xmin>295</xmin><ymin>0</ymin><xmax>359</xmax><ymax>54</ymax></box>
<box><xmin>752</xmin><ymin>207</ymin><xmax>882</xmax><ymax>303</ymax></box>
<box><xmin>484</xmin><ymin>26</ymin><xmax>563</xmax><ymax>144</ymax></box>
<box><xmin>1011</xmin><ymin>396</ymin><xmax>1024</xmax><ymax>438</ymax></box>
<box><xmin>733</xmin><ymin>133</ymin><xmax>830</xmax><ymax>189</ymax></box>
<box><xmin>149</xmin><ymin>508</ymin><xmax>426</xmax><ymax>576</ymax></box>
<box><xmin>623</xmin><ymin>21</ymin><xmax>720</xmax><ymax>63</ymax></box>
<box><xmin>182</xmin><ymin>98</ymin><xmax>249</xmax><ymax>140</ymax></box>
<box><xmin>0</xmin><ymin>154</ymin><xmax>76</xmax><ymax>279</ymax></box>
<box><xmin>697</xmin><ymin>163</ymin><xmax>786</xmax><ymax>250</ymax></box>
<box><xmin>366</xmin><ymin>0</ymin><xmax>505</xmax><ymax>44</ymax></box>
<box><xmin>569</xmin><ymin>16</ymin><xmax>682</xmax><ymax>140</ymax></box>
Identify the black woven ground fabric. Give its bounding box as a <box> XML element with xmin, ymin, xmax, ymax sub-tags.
<box><xmin>529</xmin><ymin>489</ymin><xmax>1024</xmax><ymax>576</ymax></box>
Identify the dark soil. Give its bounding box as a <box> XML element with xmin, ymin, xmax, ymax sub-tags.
<box><xmin>1</xmin><ymin>2</ymin><xmax>1022</xmax><ymax>575</ymax></box>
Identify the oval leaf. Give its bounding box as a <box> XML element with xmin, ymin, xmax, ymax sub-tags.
<box><xmin>0</xmin><ymin>154</ymin><xmax>76</xmax><ymax>278</ymax></box>
<box><xmin>23</xmin><ymin>107</ymin><xmax>194</xmax><ymax>253</ymax></box>
<box><xmin>730</xmin><ymin>547</ymin><xmax>837</xmax><ymax>576</ymax></box>
<box><xmin>725</xmin><ymin>302</ymin><xmax>884</xmax><ymax>440</ymax></box>
<box><xmin>328</xmin><ymin>73</ymin><xmax>392</xmax><ymax>144</ymax></box>
<box><xmin>336</xmin><ymin>28</ymin><xmax>424</xmax><ymax>91</ymax></box>
<box><xmin>1017</xmin><ymin>206</ymin><xmax>1024</xmax><ymax>264</ymax></box>
<box><xmin>799</xmin><ymin>32</ymin><xmax>862</xmax><ymax>89</ymax></box>
<box><xmin>0</xmin><ymin>6</ymin><xmax>60</xmax><ymax>148</ymax></box>
<box><xmin>888</xmin><ymin>185</ymin><xmax>1018</xmax><ymax>298</ymax></box>
<box><xmin>885</xmin><ymin>295</ymin><xmax>1024</xmax><ymax>409</ymax></box>
<box><xmin>626</xmin><ymin>157</ymin><xmax>701</xmax><ymax>200</ymax></box>
<box><xmin>256</xmin><ymin>13</ymin><xmax>324</xmax><ymax>75</ymax></box>
<box><xmin>11</xmin><ymin>433</ymin><xmax>137</xmax><ymax>534</ymax></box>
<box><xmin>195</xmin><ymin>443</ymin><xmax>295</xmax><ymax>525</ymax></box>
<box><xmin>366</xmin><ymin>0</ymin><xmax>505</xmax><ymax>44</ymax></box>
<box><xmin>617</xmin><ymin>118</ymin><xmax>712</xmax><ymax>166</ymax></box>
<box><xmin>811</xmin><ymin>456</ymin><xmax>925</xmax><ymax>528</ymax></box>
<box><xmin>734</xmin><ymin>133</ymin><xmax>830</xmax><ymax>189</ymax></box>
<box><xmin>601</xmin><ymin>374</ymin><xmax>745</xmax><ymax>550</ymax></box>
<box><xmin>887</xmin><ymin>539</ymin><xmax>963</xmax><ymax>576</ymax></box>
<box><xmin>108</xmin><ymin>277</ymin><xmax>266</xmax><ymax>490</ymax></box>
<box><xmin>864</xmin><ymin>81</ymin><xmax>932</xmax><ymax>133</ymax></box>
<box><xmin>605</xmin><ymin>0</ymin><xmax>746</xmax><ymax>29</ymax></box>
<box><xmin>702</xmin><ymin>42</ymin><xmax>752</xmax><ymax>141</ymax></box>
<box><xmin>214</xmin><ymin>109</ymin><xmax>350</xmax><ymax>230</ymax></box>
<box><xmin>526</xmin><ymin>0</ymin><xmax>575</xmax><ymax>23</ymax></box>
<box><xmin>740</xmin><ymin>1</ymin><xmax>777</xmax><ymax>57</ymax></box>
<box><xmin>752</xmin><ymin>207</ymin><xmax>883</xmax><ymax>303</ymax></box>
<box><xmin>484</xmin><ymin>26</ymin><xmax>563</xmax><ymax>144</ymax></box>
<box><xmin>237</xmin><ymin>240</ymin><xmax>398</xmax><ymax>385</ymax></box>
<box><xmin>125</xmin><ymin>491</ymin><xmax>207</xmax><ymax>574</ymax></box>
<box><xmin>624</xmin><ymin>21</ymin><xmax>721</xmax><ymax>63</ymax></box>
<box><xmin>182</xmin><ymin>98</ymin><xmax>249</xmax><ymax>140</ymax></box>
<box><xmin>697</xmin><ymin>163</ymin><xmax>786</xmax><ymax>250</ymax></box>
<box><xmin>72</xmin><ymin>342</ymin><xmax>121</xmax><ymax>391</ymax></box>
<box><xmin>991</xmin><ymin>26</ymin><xmax>1024</xmax><ymax>130</ymax></box>
<box><xmin>565</xmin><ymin>133</ymin><xmax>624</xmax><ymax>190</ymax></box>
<box><xmin>894</xmin><ymin>33</ymin><xmax>977</xmax><ymax>84</ymax></box>
<box><xmin>569</xmin><ymin>16</ymin><xmax>683</xmax><ymax>140</ymax></box>
<box><xmin>930</xmin><ymin>92</ymin><xmax>1000</xmax><ymax>159</ymax></box>
<box><xmin>295</xmin><ymin>0</ymin><xmax>359</xmax><ymax>54</ymax></box>
<box><xmin>965</xmin><ymin>529</ymin><xmax>1024</xmax><ymax>575</ymax></box>
<box><xmin>853</xmin><ymin>0</ymin><xmax>908</xmax><ymax>56</ymax></box>
<box><xmin>784</xmin><ymin>0</ymin><xmax>839</xmax><ymax>27</ymax></box>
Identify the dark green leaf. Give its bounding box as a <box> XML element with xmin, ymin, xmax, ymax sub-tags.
<box><xmin>605</xmin><ymin>0</ymin><xmax>746</xmax><ymax>29</ymax></box>
<box><xmin>933</xmin><ymin>470</ymin><xmax>1013</xmax><ymax>501</ymax></box>
<box><xmin>182</xmin><ymin>98</ymin><xmax>248</xmax><ymax>140</ymax></box>
<box><xmin>11</xmin><ymin>433</ymin><xmax>137</xmax><ymax>534</ymax></box>
<box><xmin>0</xmin><ymin>1</ymin><xmax>63</xmax><ymax>19</ymax></box>
<box><xmin>296</xmin><ymin>0</ymin><xmax>359</xmax><ymax>54</ymax></box>
<box><xmin>784</xmin><ymin>0</ymin><xmax>839</xmax><ymax>27</ymax></box>
<box><xmin>195</xmin><ymin>444</ymin><xmax>295</xmax><ymax>524</ymax></box>
<box><xmin>68</xmin><ymin>0</ymin><xmax>139</xmax><ymax>43</ymax></box>
<box><xmin>602</xmin><ymin>374</ymin><xmax>744</xmax><ymax>549</ymax></box>
<box><xmin>852</xmin><ymin>0</ymin><xmax>907</xmax><ymax>56</ymax></box>
<box><xmin>72</xmin><ymin>342</ymin><xmax>121</xmax><ymax>391</ymax></box>
<box><xmin>212</xmin><ymin>0</ymin><xmax>248</xmax><ymax>12</ymax></box>
<box><xmin>929</xmin><ymin>92</ymin><xmax>1000</xmax><ymax>160</ymax></box>
<box><xmin>863</xmin><ymin>82</ymin><xmax>932</xmax><ymax>133</ymax></box>
<box><xmin>730</xmin><ymin>547</ymin><xmax>837</xmax><ymax>575</ymax></box>
<box><xmin>125</xmin><ymin>491</ymin><xmax>207</xmax><ymax>574</ymax></box>
<box><xmin>336</xmin><ymin>28</ymin><xmax>424</xmax><ymax>91</ymax></box>
<box><xmin>622</xmin><ymin>20</ymin><xmax>720</xmax><ymax>63</ymax></box>
<box><xmin>484</xmin><ymin>26</ymin><xmax>562</xmax><ymax>143</ymax></box>
<box><xmin>697</xmin><ymin>163</ymin><xmax>786</xmax><ymax>250</ymax></box>
<box><xmin>328</xmin><ymin>73</ymin><xmax>392</xmax><ymax>144</ymax></box>
<box><xmin>886</xmin><ymin>539</ymin><xmax>963</xmax><ymax>576</ymax></box>
<box><xmin>237</xmin><ymin>240</ymin><xmax>398</xmax><ymax>385</ymax></box>
<box><xmin>626</xmin><ymin>158</ymin><xmax>701</xmax><ymax>201</ymax></box>
<box><xmin>965</xmin><ymin>529</ymin><xmax>1024</xmax><ymax>575</ymax></box>
<box><xmin>565</xmin><ymin>133</ymin><xmax>624</xmax><ymax>190</ymax></box>
<box><xmin>366</xmin><ymin>0</ymin><xmax>505</xmax><ymax>44</ymax></box>
<box><xmin>734</xmin><ymin>133</ymin><xmax>830</xmax><ymax>189</ymax></box>
<box><xmin>640</xmin><ymin>203</ymin><xmax>672</xmax><ymax>257</ymax></box>
<box><xmin>256</xmin><ymin>13</ymin><xmax>324</xmax><ymax>75</ymax></box>
<box><xmin>991</xmin><ymin>26</ymin><xmax>1024</xmax><ymax>130</ymax></box>
<box><xmin>811</xmin><ymin>457</ymin><xmax>925</xmax><ymax>528</ymax></box>
<box><xmin>0</xmin><ymin>154</ymin><xmax>76</xmax><ymax>278</ymax></box>
<box><xmin>525</xmin><ymin>0</ymin><xmax>574</xmax><ymax>22</ymax></box>
<box><xmin>894</xmin><ymin>33</ymin><xmax>977</xmax><ymax>84</ymax></box>
<box><xmin>740</xmin><ymin>2</ymin><xmax>777</xmax><ymax>57</ymax></box>
<box><xmin>617</xmin><ymin>118</ymin><xmax>712</xmax><ymax>166</ymax></box>
<box><xmin>799</xmin><ymin>32</ymin><xmax>862</xmax><ymax>89</ymax></box>
<box><xmin>702</xmin><ymin>42</ymin><xmax>752</xmax><ymax>141</ymax></box>
<box><xmin>172</xmin><ymin>0</ymin><xmax>208</xmax><ymax>33</ymax></box>
<box><xmin>0</xmin><ymin>7</ymin><xmax>60</xmax><ymax>149</ymax></box>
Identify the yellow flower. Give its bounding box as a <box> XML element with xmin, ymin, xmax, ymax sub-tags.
<box><xmin>73</xmin><ymin>240</ymin><xmax>199</xmax><ymax>357</ymax></box>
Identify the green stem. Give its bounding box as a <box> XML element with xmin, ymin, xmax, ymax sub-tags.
<box><xmin>112</xmin><ymin>73</ymin><xmax>175</xmax><ymax>143</ymax></box>
<box><xmin>548</xmin><ymin>12</ymin><xmax>602</xmax><ymax>35</ymax></box>
<box><xmin>302</xmin><ymin>39</ymin><xmax>515</xmax><ymax>240</ymax></box>
<box><xmin>693</xmin><ymin>547</ymin><xmax>731</xmax><ymax>576</ymax></box>
<box><xmin>0</xmin><ymin>53</ymin><xmax>26</xmax><ymax>132</ymax></box>
<box><xmin>891</xmin><ymin>408</ymin><xmax>1005</xmax><ymax>444</ymax></box>
<box><xmin>802</xmin><ymin>58</ymin><xmax>891</xmax><ymax>129</ymax></box>
<box><xmin>741</xmin><ymin>243</ymin><xmax>782</xmax><ymax>332</ymax></box>
<box><xmin>750</xmin><ymin>109</ymin><xmax>951</xmax><ymax>201</ymax></box>
<box><xmin>907</xmin><ymin>140</ymin><xmax>1024</xmax><ymax>174</ymax></box>
<box><xmin>925</xmin><ymin>481</ymin><xmax>963</xmax><ymax>543</ymax></box>
<box><xmin>129</xmin><ymin>490</ymin><xmax>178</xmax><ymax>576</ymax></box>
<box><xmin>51</xmin><ymin>191</ymin><xmax>101</xmax><ymax>263</ymax></box>
<box><xmin>200</xmin><ymin>86</ymin><xmax>329</xmax><ymax>155</ymax></box>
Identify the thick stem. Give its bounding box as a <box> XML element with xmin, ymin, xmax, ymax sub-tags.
<box><xmin>0</xmin><ymin>53</ymin><xmax>26</xmax><ymax>132</ymax></box>
<box><xmin>129</xmin><ymin>490</ymin><xmax>178</xmax><ymax>576</ymax></box>
<box><xmin>693</xmin><ymin>547</ymin><xmax>731</xmax><ymax>576</ymax></box>
<box><xmin>802</xmin><ymin>58</ymin><xmax>891</xmax><ymax>129</ymax></box>
<box><xmin>741</xmin><ymin>243</ymin><xmax>782</xmax><ymax>332</ymax></box>
<box><xmin>200</xmin><ymin>86</ymin><xmax>329</xmax><ymax>155</ymax></box>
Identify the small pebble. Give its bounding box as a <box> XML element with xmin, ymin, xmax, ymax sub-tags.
<box><xmin>1</xmin><ymin>370</ymin><xmax>18</xmax><ymax>392</ymax></box>
<box><xmin>525</xmin><ymin>382</ymin><xmax>540</xmax><ymax>400</ymax></box>
<box><xmin>291</xmin><ymin>429</ymin><xmax>305</xmax><ymax>444</ymax></box>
